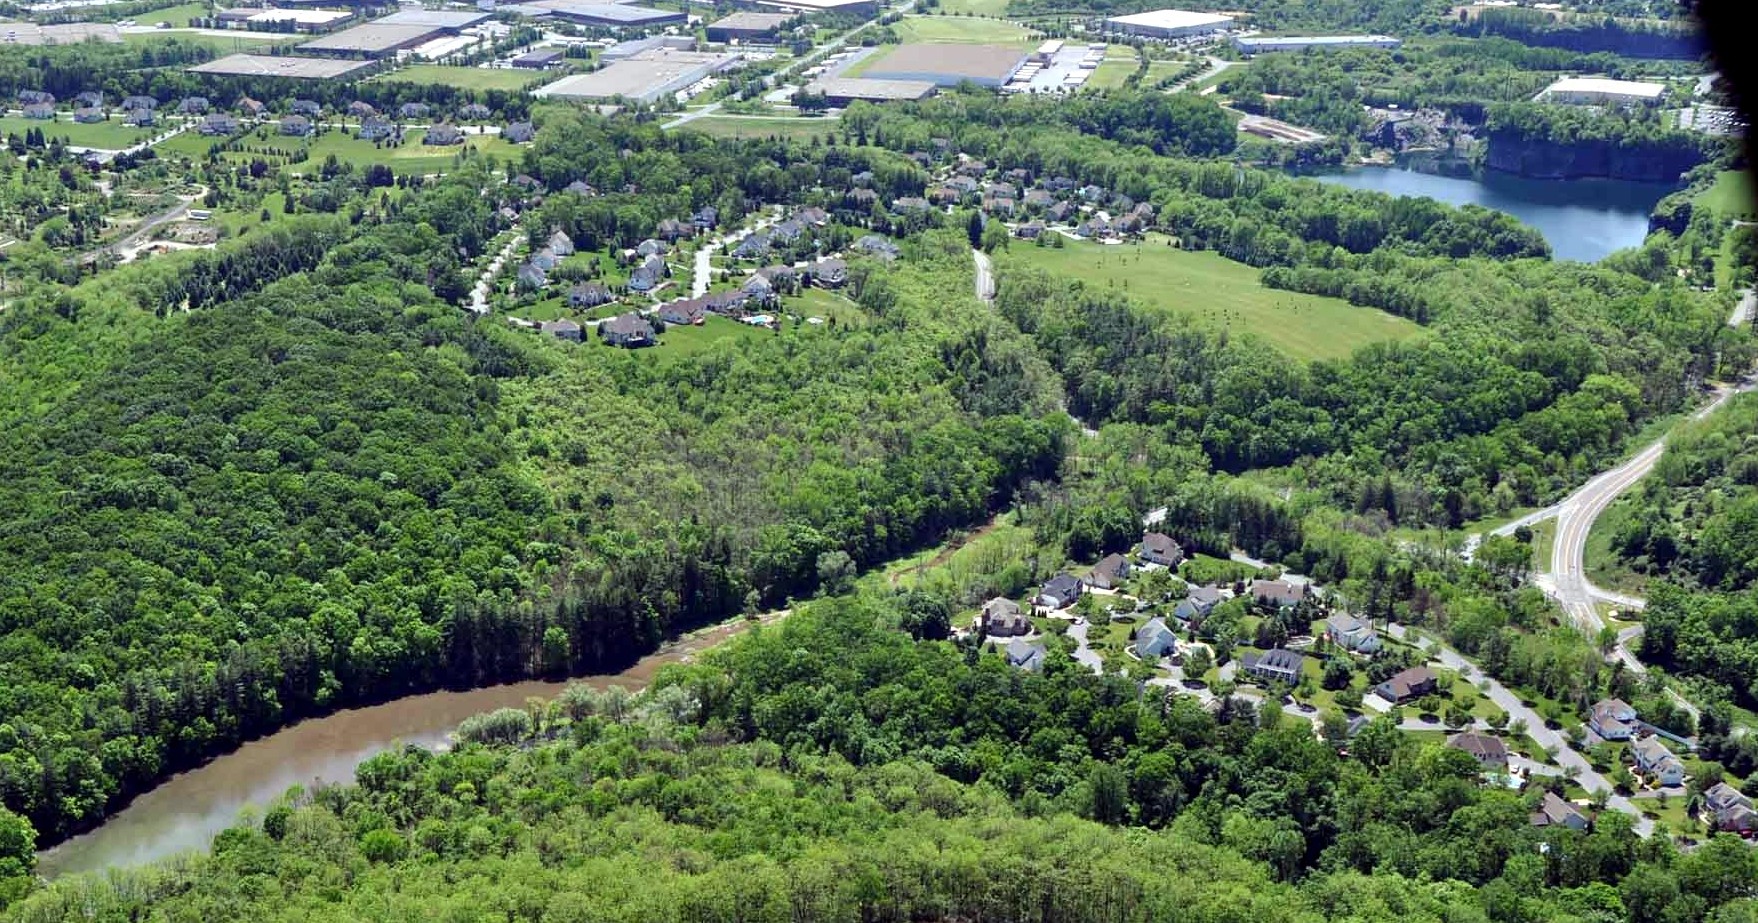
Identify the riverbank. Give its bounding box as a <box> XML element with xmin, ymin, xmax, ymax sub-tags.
<box><xmin>35</xmin><ymin>609</ymin><xmax>786</xmax><ymax>879</ymax></box>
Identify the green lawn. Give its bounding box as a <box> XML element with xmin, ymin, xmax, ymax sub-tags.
<box><xmin>1087</xmin><ymin>59</ymin><xmax>1137</xmax><ymax>90</ymax></box>
<box><xmin>785</xmin><ymin>287</ymin><xmax>867</xmax><ymax>326</ymax></box>
<box><xmin>1582</xmin><ymin>496</ymin><xmax>1648</xmax><ymax>595</ymax></box>
<box><xmin>126</xmin><ymin>2</ymin><xmax>210</xmax><ymax>25</ymax></box>
<box><xmin>1697</xmin><ymin>169</ymin><xmax>1756</xmax><ymax>218</ymax></box>
<box><xmin>155</xmin><ymin>124</ymin><xmax>520</xmax><ymax>174</ymax></box>
<box><xmin>651</xmin><ymin>314</ymin><xmax>769</xmax><ymax>359</ymax></box>
<box><xmin>124</xmin><ymin>31</ymin><xmax>292</xmax><ymax>51</ymax></box>
<box><xmin>930</xmin><ymin>0</ymin><xmax>1011</xmax><ymax>14</ymax></box>
<box><xmin>680</xmin><ymin>116</ymin><xmax>838</xmax><ymax>142</ymax></box>
<box><xmin>889</xmin><ymin>14</ymin><xmax>1037</xmax><ymax>44</ymax></box>
<box><xmin>1528</xmin><ymin>519</ymin><xmax>1555</xmax><ymax>573</ymax></box>
<box><xmin>1009</xmin><ymin>237</ymin><xmax>1427</xmax><ymax>362</ymax></box>
<box><xmin>0</xmin><ymin>116</ymin><xmax>156</xmax><ymax>149</ymax></box>
<box><xmin>376</xmin><ymin>65</ymin><xmax>547</xmax><ymax>92</ymax></box>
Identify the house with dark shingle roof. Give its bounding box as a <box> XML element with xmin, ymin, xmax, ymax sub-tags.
<box><xmin>122</xmin><ymin>94</ymin><xmax>159</xmax><ymax>111</ymax></box>
<box><xmin>1241</xmin><ymin>648</ymin><xmax>1304</xmax><ymax>685</ymax></box>
<box><xmin>124</xmin><ymin>108</ymin><xmax>156</xmax><ymax>127</ymax></box>
<box><xmin>358</xmin><ymin>117</ymin><xmax>396</xmax><ymax>141</ymax></box>
<box><xmin>804</xmin><ymin>258</ymin><xmax>846</xmax><ymax>289</ymax></box>
<box><xmin>504</xmin><ymin>120</ymin><xmax>535</xmax><ymax>143</ymax></box>
<box><xmin>423</xmin><ymin>123</ymin><xmax>464</xmax><ymax>146</ymax></box>
<box><xmin>515</xmin><ymin>261</ymin><xmax>548</xmax><ymax>291</ymax></box>
<box><xmin>1325</xmin><ymin>614</ymin><xmax>1380</xmax><ymax>653</ymax></box>
<box><xmin>179</xmin><ymin>95</ymin><xmax>210</xmax><ymax>114</ymax></box>
<box><xmin>281</xmin><ymin>115</ymin><xmax>312</xmax><ymax>136</ymax></box>
<box><xmin>1139</xmin><ymin>532</ymin><xmax>1183</xmax><ymax>567</ymax></box>
<box><xmin>1373</xmin><ymin>667</ymin><xmax>1437</xmax><ymax>704</ymax></box>
<box><xmin>1174</xmin><ymin>585</ymin><xmax>1224</xmax><ymax>623</ymax></box>
<box><xmin>1089</xmin><ymin>553</ymin><xmax>1132</xmax><ymax>590</ymax></box>
<box><xmin>540</xmin><ymin>318</ymin><xmax>583</xmax><ymax>341</ymax></box>
<box><xmin>1447</xmin><ymin>731</ymin><xmax>1509</xmax><ymax>771</ymax></box>
<box><xmin>398</xmin><ymin>101</ymin><xmax>430</xmax><ymax>120</ymax></box>
<box><xmin>199</xmin><ymin>113</ymin><xmax>240</xmax><ymax>136</ymax></box>
<box><xmin>18</xmin><ymin>89</ymin><xmax>55</xmax><ymax>105</ymax></box>
<box><xmin>72</xmin><ymin>106</ymin><xmax>105</xmax><ymax>123</ymax></box>
<box><xmin>627</xmin><ymin>254</ymin><xmax>667</xmax><ymax>293</ymax></box>
<box><xmin>1531</xmin><ymin>791</ymin><xmax>1589</xmax><ymax>830</ymax></box>
<box><xmin>853</xmin><ymin>235</ymin><xmax>900</xmax><ymax>260</ymax></box>
<box><xmin>658</xmin><ymin>297</ymin><xmax>709</xmax><ymax>326</ymax></box>
<box><xmin>21</xmin><ymin>102</ymin><xmax>54</xmax><ymax>120</ymax></box>
<box><xmin>1250</xmin><ymin>579</ymin><xmax>1310</xmax><ymax>610</ymax></box>
<box><xmin>600</xmin><ymin>312</ymin><xmax>654</xmax><ymax>348</ymax></box>
<box><xmin>1036</xmin><ymin>574</ymin><xmax>1084</xmax><ymax>610</ymax></box>
<box><xmin>291</xmin><ymin>98</ymin><xmax>322</xmax><ymax>116</ymax></box>
<box><xmin>568</xmin><ymin>282</ymin><xmax>614</xmax><ymax>309</ymax></box>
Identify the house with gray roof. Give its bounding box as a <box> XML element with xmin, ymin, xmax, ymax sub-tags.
<box><xmin>599</xmin><ymin>312</ymin><xmax>654</xmax><ymax>348</ymax></box>
<box><xmin>540</xmin><ymin>318</ymin><xmax>583</xmax><ymax>341</ymax></box>
<box><xmin>1531</xmin><ymin>791</ymin><xmax>1589</xmax><ymax>830</ymax></box>
<box><xmin>1174</xmin><ymin>585</ymin><xmax>1223</xmax><ymax>623</ymax></box>
<box><xmin>1005</xmin><ymin>637</ymin><xmax>1046</xmax><ymax>672</ymax></box>
<box><xmin>568</xmin><ymin>282</ymin><xmax>615</xmax><ymax>309</ymax></box>
<box><xmin>1036</xmin><ymin>574</ymin><xmax>1084</xmax><ymax>610</ymax></box>
<box><xmin>1241</xmin><ymin>648</ymin><xmax>1304</xmax><ymax>686</ymax></box>
<box><xmin>1632</xmin><ymin>736</ymin><xmax>1685</xmax><ymax>786</ymax></box>
<box><xmin>1447</xmin><ymin>730</ymin><xmax>1509</xmax><ymax>771</ymax></box>
<box><xmin>1135</xmin><ymin>617</ymin><xmax>1177</xmax><ymax>659</ymax></box>
<box><xmin>1089</xmin><ymin>553</ymin><xmax>1132</xmax><ymax>590</ymax></box>
<box><xmin>981</xmin><ymin>597</ymin><xmax>1031</xmax><ymax>637</ymax></box>
<box><xmin>1139</xmin><ymin>532</ymin><xmax>1183</xmax><ymax>567</ymax></box>
<box><xmin>1325</xmin><ymin>614</ymin><xmax>1380</xmax><ymax>653</ymax></box>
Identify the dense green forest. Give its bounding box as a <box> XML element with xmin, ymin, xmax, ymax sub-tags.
<box><xmin>8</xmin><ymin>600</ymin><xmax>1758</xmax><ymax>922</ymax></box>
<box><xmin>1483</xmin><ymin>103</ymin><xmax>1711</xmax><ymax>182</ymax></box>
<box><xmin>1457</xmin><ymin>7</ymin><xmax>1702</xmax><ymax>59</ymax></box>
<box><xmin>1004</xmin><ymin>0</ymin><xmax>1451</xmax><ymax>34</ymax></box>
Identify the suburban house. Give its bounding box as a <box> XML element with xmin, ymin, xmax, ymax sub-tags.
<box><xmin>504</xmin><ymin>121</ymin><xmax>536</xmax><ymax>143</ymax></box>
<box><xmin>539</xmin><ymin>318</ymin><xmax>583</xmax><ymax>342</ymax></box>
<box><xmin>281</xmin><ymin>115</ymin><xmax>313</xmax><ymax>137</ymax></box>
<box><xmin>17</xmin><ymin>89</ymin><xmax>53</xmax><ymax>105</ymax></box>
<box><xmin>1016</xmin><ymin>220</ymin><xmax>1046</xmax><ymax>240</ymax></box>
<box><xmin>1088</xmin><ymin>553</ymin><xmax>1132</xmax><ymax>590</ymax></box>
<box><xmin>459</xmin><ymin>102</ymin><xmax>491</xmax><ymax>120</ymax></box>
<box><xmin>1036</xmin><ymin>574</ymin><xmax>1085</xmax><ymax>610</ymax></box>
<box><xmin>236</xmin><ymin>96</ymin><xmax>265</xmax><ymax>118</ymax></box>
<box><xmin>733</xmin><ymin>232</ymin><xmax>771</xmax><ymax>260</ymax></box>
<box><xmin>1046</xmin><ymin>200</ymin><xmax>1075</xmax><ymax>223</ymax></box>
<box><xmin>199</xmin><ymin>113</ymin><xmax>240</xmax><ymax>136</ymax></box>
<box><xmin>178</xmin><ymin>96</ymin><xmax>210</xmax><ymax>114</ymax></box>
<box><xmin>124</xmin><ymin>108</ymin><xmax>155</xmax><ymax>127</ymax></box>
<box><xmin>804</xmin><ymin>258</ymin><xmax>847</xmax><ymax>289</ymax></box>
<box><xmin>515</xmin><ymin>262</ymin><xmax>547</xmax><ymax>291</ymax></box>
<box><xmin>1241</xmin><ymin>648</ymin><xmax>1305</xmax><ymax>686</ymax></box>
<box><xmin>398</xmin><ymin>102</ymin><xmax>430</xmax><ymax>120</ymax></box>
<box><xmin>628</xmin><ymin>254</ymin><xmax>667</xmax><ymax>293</ymax></box>
<box><xmin>658</xmin><ymin>298</ymin><xmax>709</xmax><ymax>326</ymax></box>
<box><xmin>854</xmin><ymin>235</ymin><xmax>901</xmax><ymax>260</ymax></box>
<box><xmin>122</xmin><ymin>94</ymin><xmax>159</xmax><ymax>111</ymax></box>
<box><xmin>1373</xmin><ymin>667</ymin><xmax>1438</xmax><ymax>704</ymax></box>
<box><xmin>1589</xmin><ymin>698</ymin><xmax>1637</xmax><ymax>741</ymax></box>
<box><xmin>1631</xmin><ymin>736</ymin><xmax>1685</xmax><ymax>786</ymax></box>
<box><xmin>1006</xmin><ymin>638</ymin><xmax>1046</xmax><ymax>672</ymax></box>
<box><xmin>692</xmin><ymin>206</ymin><xmax>719</xmax><ymax>230</ymax></box>
<box><xmin>21</xmin><ymin>102</ymin><xmax>54</xmax><ymax>120</ymax></box>
<box><xmin>73</xmin><ymin>107</ymin><xmax>105</xmax><ymax>124</ymax></box>
<box><xmin>291</xmin><ymin>98</ymin><xmax>322</xmax><ymax>116</ymax></box>
<box><xmin>981</xmin><ymin>597</ymin><xmax>1032</xmax><ymax>637</ymax></box>
<box><xmin>1705</xmin><ymin>782</ymin><xmax>1757</xmax><ymax>835</ymax></box>
<box><xmin>656</xmin><ymin>218</ymin><xmax>691</xmax><ymax>241</ymax></box>
<box><xmin>546</xmin><ymin>229</ymin><xmax>576</xmax><ymax>257</ymax></box>
<box><xmin>74</xmin><ymin>90</ymin><xmax>104</xmax><ymax>107</ymax></box>
<box><xmin>424</xmin><ymin>123</ymin><xmax>464</xmax><ymax>145</ymax></box>
<box><xmin>1447</xmin><ymin>730</ymin><xmax>1509</xmax><ymax>772</ymax></box>
<box><xmin>1250</xmin><ymin>579</ymin><xmax>1310</xmax><ymax>611</ymax></box>
<box><xmin>1531</xmin><ymin>791</ymin><xmax>1590</xmax><ymax>831</ymax></box>
<box><xmin>1139</xmin><ymin>532</ymin><xmax>1184</xmax><ymax>567</ymax></box>
<box><xmin>347</xmin><ymin>100</ymin><xmax>377</xmax><ymax>118</ymax></box>
<box><xmin>1325</xmin><ymin>614</ymin><xmax>1381</xmax><ymax>653</ymax></box>
<box><xmin>358</xmin><ymin>117</ymin><xmax>395</xmax><ymax>141</ymax></box>
<box><xmin>846</xmin><ymin>188</ymin><xmax>879</xmax><ymax>207</ymax></box>
<box><xmin>599</xmin><ymin>313</ymin><xmax>655</xmax><ymax>348</ymax></box>
<box><xmin>1174</xmin><ymin>585</ymin><xmax>1224</xmax><ymax>623</ymax></box>
<box><xmin>1135</xmin><ymin>617</ymin><xmax>1177</xmax><ymax>659</ymax></box>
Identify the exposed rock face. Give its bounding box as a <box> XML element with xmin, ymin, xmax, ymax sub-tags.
<box><xmin>1484</xmin><ymin>132</ymin><xmax>1703</xmax><ymax>182</ymax></box>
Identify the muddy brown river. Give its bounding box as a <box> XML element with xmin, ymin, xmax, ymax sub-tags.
<box><xmin>36</xmin><ymin>614</ymin><xmax>772</xmax><ymax>878</ymax></box>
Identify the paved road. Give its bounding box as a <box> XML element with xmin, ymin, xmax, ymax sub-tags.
<box><xmin>1729</xmin><ymin>287</ymin><xmax>1755</xmax><ymax>328</ymax></box>
<box><xmin>1166</xmin><ymin>55</ymin><xmax>1232</xmax><ymax>94</ymax></box>
<box><xmin>469</xmin><ymin>232</ymin><xmax>522</xmax><ymax>314</ymax></box>
<box><xmin>1384</xmin><ymin>625</ymin><xmax>1653</xmax><ymax>836</ymax></box>
<box><xmin>1064</xmin><ymin>619</ymin><xmax>1104</xmax><ymax>674</ymax></box>
<box><xmin>972</xmin><ymin>248</ymin><xmax>995</xmax><ymax>301</ymax></box>
<box><xmin>77</xmin><ymin>186</ymin><xmax>205</xmax><ymax>266</ymax></box>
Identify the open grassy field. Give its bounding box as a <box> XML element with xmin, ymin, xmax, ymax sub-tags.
<box><xmin>106</xmin><ymin>2</ymin><xmax>210</xmax><ymax>25</ymax></box>
<box><xmin>1697</xmin><ymin>169</ymin><xmax>1756</xmax><ymax>218</ymax></box>
<box><xmin>931</xmin><ymin>0</ymin><xmax>1011</xmax><ymax>14</ymax></box>
<box><xmin>153</xmin><ymin>125</ymin><xmax>522</xmax><ymax>174</ymax></box>
<box><xmin>0</xmin><ymin>116</ymin><xmax>156</xmax><ymax>149</ymax></box>
<box><xmin>679</xmin><ymin>116</ymin><xmax>838</xmax><ymax>142</ymax></box>
<box><xmin>124</xmin><ymin>31</ymin><xmax>291</xmax><ymax>51</ymax></box>
<box><xmin>1582</xmin><ymin>497</ymin><xmax>1649</xmax><ymax>595</ymax></box>
<box><xmin>376</xmin><ymin>65</ymin><xmax>546</xmax><ymax>92</ymax></box>
<box><xmin>786</xmin><ymin>287</ymin><xmax>867</xmax><ymax>326</ymax></box>
<box><xmin>652</xmin><ymin>314</ymin><xmax>769</xmax><ymax>359</ymax></box>
<box><xmin>890</xmin><ymin>14</ymin><xmax>1037</xmax><ymax>44</ymax></box>
<box><xmin>1010</xmin><ymin>237</ymin><xmax>1428</xmax><ymax>362</ymax></box>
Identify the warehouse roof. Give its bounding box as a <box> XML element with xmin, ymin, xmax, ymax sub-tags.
<box><xmin>1105</xmin><ymin>9</ymin><xmax>1234</xmax><ymax>30</ymax></box>
<box><xmin>374</xmin><ymin>9</ymin><xmax>489</xmax><ymax>29</ymax></box>
<box><xmin>189</xmin><ymin>53</ymin><xmax>378</xmax><ymax>78</ymax></box>
<box><xmin>511</xmin><ymin>0</ymin><xmax>683</xmax><ymax>23</ymax></box>
<box><xmin>1545</xmin><ymin>76</ymin><xmax>1665</xmax><ymax>99</ymax></box>
<box><xmin>298</xmin><ymin>22</ymin><xmax>441</xmax><ymax>53</ymax></box>
<box><xmin>709</xmin><ymin>11</ymin><xmax>792</xmax><ymax>31</ymax></box>
<box><xmin>807</xmin><ymin>76</ymin><xmax>937</xmax><ymax>101</ymax></box>
<box><xmin>532</xmin><ymin>50</ymin><xmax>736</xmax><ymax>100</ymax></box>
<box><xmin>865</xmin><ymin>43</ymin><xmax>1026</xmax><ymax>84</ymax></box>
<box><xmin>0</xmin><ymin>20</ymin><xmax>121</xmax><ymax>44</ymax></box>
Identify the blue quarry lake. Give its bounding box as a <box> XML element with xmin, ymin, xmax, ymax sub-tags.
<box><xmin>1310</xmin><ymin>164</ymin><xmax>1676</xmax><ymax>264</ymax></box>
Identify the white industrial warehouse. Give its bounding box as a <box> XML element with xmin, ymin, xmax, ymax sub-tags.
<box><xmin>1102</xmin><ymin>8</ymin><xmax>1233</xmax><ymax>40</ymax></box>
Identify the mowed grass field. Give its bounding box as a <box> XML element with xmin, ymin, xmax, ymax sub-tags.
<box><xmin>123</xmin><ymin>31</ymin><xmax>292</xmax><ymax>51</ymax></box>
<box><xmin>1013</xmin><ymin>237</ymin><xmax>1427</xmax><ymax>362</ymax></box>
<box><xmin>155</xmin><ymin>125</ymin><xmax>523</xmax><ymax>174</ymax></box>
<box><xmin>933</xmin><ymin>0</ymin><xmax>1011</xmax><ymax>14</ymax></box>
<box><xmin>376</xmin><ymin>65</ymin><xmax>548</xmax><ymax>92</ymax></box>
<box><xmin>889</xmin><ymin>14</ymin><xmax>1038</xmax><ymax>43</ymax></box>
<box><xmin>1087</xmin><ymin>48</ymin><xmax>1139</xmax><ymax>90</ymax></box>
<box><xmin>1697</xmin><ymin>169</ymin><xmax>1755</xmax><ymax>217</ymax></box>
<box><xmin>0</xmin><ymin>116</ymin><xmax>157</xmax><ymax>149</ymax></box>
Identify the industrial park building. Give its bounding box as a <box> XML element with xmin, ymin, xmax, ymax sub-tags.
<box><xmin>1103</xmin><ymin>8</ymin><xmax>1234</xmax><ymax>40</ymax></box>
<box><xmin>1232</xmin><ymin>34</ymin><xmax>1402</xmax><ymax>54</ymax></box>
<box><xmin>746</xmin><ymin>0</ymin><xmax>877</xmax><ymax>17</ymax></box>
<box><xmin>501</xmin><ymin>0</ymin><xmax>686</xmax><ymax>28</ymax></box>
<box><xmin>532</xmin><ymin>49</ymin><xmax>738</xmax><ymax>103</ymax></box>
<box><xmin>863</xmin><ymin>43</ymin><xmax>1027</xmax><ymax>88</ymax></box>
<box><xmin>1542</xmin><ymin>76</ymin><xmax>1666</xmax><ymax>106</ymax></box>
<box><xmin>805</xmin><ymin>76</ymin><xmax>937</xmax><ymax>104</ymax></box>
<box><xmin>189</xmin><ymin>53</ymin><xmax>380</xmax><ymax>79</ymax></box>
<box><xmin>297</xmin><ymin>11</ymin><xmax>487</xmax><ymax>57</ymax></box>
<box><xmin>706</xmin><ymin>11</ymin><xmax>792</xmax><ymax>42</ymax></box>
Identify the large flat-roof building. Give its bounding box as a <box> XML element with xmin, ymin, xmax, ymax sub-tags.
<box><xmin>806</xmin><ymin>76</ymin><xmax>937</xmax><ymax>103</ymax></box>
<box><xmin>706</xmin><ymin>11</ymin><xmax>792</xmax><ymax>42</ymax></box>
<box><xmin>1542</xmin><ymin>76</ymin><xmax>1666</xmax><ymax>106</ymax></box>
<box><xmin>748</xmin><ymin>0</ymin><xmax>877</xmax><ymax>16</ymax></box>
<box><xmin>1233</xmin><ymin>34</ymin><xmax>1402</xmax><ymax>54</ymax></box>
<box><xmin>375</xmin><ymin>10</ymin><xmax>492</xmax><ymax>29</ymax></box>
<box><xmin>189</xmin><ymin>53</ymin><xmax>380</xmax><ymax>79</ymax></box>
<box><xmin>533</xmin><ymin>49</ymin><xmax>738</xmax><ymax>103</ymax></box>
<box><xmin>0</xmin><ymin>21</ymin><xmax>121</xmax><ymax>44</ymax></box>
<box><xmin>296</xmin><ymin>10</ymin><xmax>488</xmax><ymax>57</ymax></box>
<box><xmin>503</xmin><ymin>0</ymin><xmax>686</xmax><ymax>27</ymax></box>
<box><xmin>1103</xmin><ymin>9</ymin><xmax>1234</xmax><ymax>40</ymax></box>
<box><xmin>863</xmin><ymin>43</ymin><xmax>1027</xmax><ymax>88</ymax></box>
<box><xmin>216</xmin><ymin>8</ymin><xmax>356</xmax><ymax>32</ymax></box>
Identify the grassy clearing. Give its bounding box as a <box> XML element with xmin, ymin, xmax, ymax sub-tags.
<box><xmin>124</xmin><ymin>2</ymin><xmax>210</xmax><ymax>25</ymax></box>
<box><xmin>889</xmin><ymin>14</ymin><xmax>1037</xmax><ymax>44</ymax></box>
<box><xmin>124</xmin><ymin>31</ymin><xmax>291</xmax><ymax>51</ymax></box>
<box><xmin>1528</xmin><ymin>519</ymin><xmax>1556</xmax><ymax>572</ymax></box>
<box><xmin>376</xmin><ymin>65</ymin><xmax>546</xmax><ymax>92</ymax></box>
<box><xmin>651</xmin><ymin>314</ymin><xmax>769</xmax><ymax>359</ymax></box>
<box><xmin>1582</xmin><ymin>496</ymin><xmax>1648</xmax><ymax>595</ymax></box>
<box><xmin>681</xmin><ymin>116</ymin><xmax>838</xmax><ymax>142</ymax></box>
<box><xmin>1087</xmin><ymin>58</ymin><xmax>1137</xmax><ymax>90</ymax></box>
<box><xmin>1697</xmin><ymin>169</ymin><xmax>1756</xmax><ymax>218</ymax></box>
<box><xmin>930</xmin><ymin>0</ymin><xmax>1011</xmax><ymax>14</ymax></box>
<box><xmin>1009</xmin><ymin>236</ymin><xmax>1427</xmax><ymax>362</ymax></box>
<box><xmin>786</xmin><ymin>287</ymin><xmax>867</xmax><ymax>326</ymax></box>
<box><xmin>0</xmin><ymin>116</ymin><xmax>156</xmax><ymax>149</ymax></box>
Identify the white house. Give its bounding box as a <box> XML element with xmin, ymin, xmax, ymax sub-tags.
<box><xmin>1631</xmin><ymin>736</ymin><xmax>1685</xmax><ymax>787</ymax></box>
<box><xmin>1589</xmin><ymin>698</ymin><xmax>1637</xmax><ymax>741</ymax></box>
<box><xmin>1324</xmin><ymin>614</ymin><xmax>1380</xmax><ymax>653</ymax></box>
